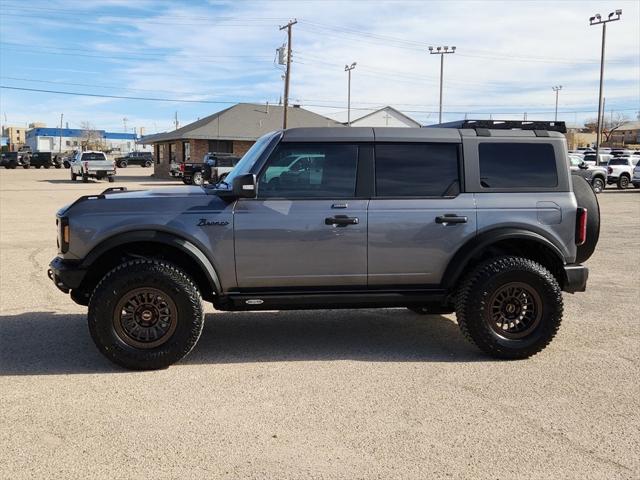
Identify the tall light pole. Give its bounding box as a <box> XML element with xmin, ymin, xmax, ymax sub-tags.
<box><xmin>428</xmin><ymin>45</ymin><xmax>456</xmax><ymax>124</ymax></box>
<box><xmin>552</xmin><ymin>85</ymin><xmax>563</xmax><ymax>121</ymax></box>
<box><xmin>345</xmin><ymin>62</ymin><xmax>357</xmax><ymax>126</ymax></box>
<box><xmin>590</xmin><ymin>9</ymin><xmax>622</xmax><ymax>164</ymax></box>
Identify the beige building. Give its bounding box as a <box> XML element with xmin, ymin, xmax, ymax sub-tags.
<box><xmin>609</xmin><ymin>121</ymin><xmax>640</xmax><ymax>146</ymax></box>
<box><xmin>142</xmin><ymin>103</ymin><xmax>342</xmax><ymax>178</ymax></box>
<box><xmin>2</xmin><ymin>126</ymin><xmax>26</xmax><ymax>149</ymax></box>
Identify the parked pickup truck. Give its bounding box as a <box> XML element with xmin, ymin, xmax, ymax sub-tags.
<box><xmin>115</xmin><ymin>151</ymin><xmax>154</xmax><ymax>168</ymax></box>
<box><xmin>70</xmin><ymin>151</ymin><xmax>116</xmax><ymax>183</ymax></box>
<box><xmin>569</xmin><ymin>155</ymin><xmax>607</xmax><ymax>193</ymax></box>
<box><xmin>181</xmin><ymin>153</ymin><xmax>241</xmax><ymax>185</ymax></box>
<box><xmin>607</xmin><ymin>156</ymin><xmax>639</xmax><ymax>189</ymax></box>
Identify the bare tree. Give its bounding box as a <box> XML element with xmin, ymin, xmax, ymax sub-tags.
<box><xmin>583</xmin><ymin>113</ymin><xmax>630</xmax><ymax>143</ymax></box>
<box><xmin>79</xmin><ymin>121</ymin><xmax>104</xmax><ymax>151</ymax></box>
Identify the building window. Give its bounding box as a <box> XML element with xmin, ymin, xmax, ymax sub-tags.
<box><xmin>66</xmin><ymin>141</ymin><xmax>71</xmax><ymax>146</ymax></box>
<box><xmin>183</xmin><ymin>141</ymin><xmax>190</xmax><ymax>162</ymax></box>
<box><xmin>208</xmin><ymin>140</ymin><xmax>232</xmax><ymax>153</ymax></box>
<box><xmin>73</xmin><ymin>141</ymin><xmax>78</xmax><ymax>146</ymax></box>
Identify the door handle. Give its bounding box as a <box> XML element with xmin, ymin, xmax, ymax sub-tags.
<box><xmin>325</xmin><ymin>215</ymin><xmax>359</xmax><ymax>227</ymax></box>
<box><xmin>435</xmin><ymin>214</ymin><xmax>468</xmax><ymax>225</ymax></box>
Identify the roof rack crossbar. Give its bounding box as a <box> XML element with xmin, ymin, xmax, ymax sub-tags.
<box><xmin>425</xmin><ymin>119</ymin><xmax>567</xmax><ymax>134</ymax></box>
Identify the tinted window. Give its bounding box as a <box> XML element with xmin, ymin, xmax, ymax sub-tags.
<box><xmin>479</xmin><ymin>143</ymin><xmax>557</xmax><ymax>188</ymax></box>
<box><xmin>609</xmin><ymin>158</ymin><xmax>629</xmax><ymax>166</ymax></box>
<box><xmin>258</xmin><ymin>143</ymin><xmax>358</xmax><ymax>198</ymax></box>
<box><xmin>375</xmin><ymin>143</ymin><xmax>459</xmax><ymax>197</ymax></box>
<box><xmin>80</xmin><ymin>153</ymin><xmax>106</xmax><ymax>161</ymax></box>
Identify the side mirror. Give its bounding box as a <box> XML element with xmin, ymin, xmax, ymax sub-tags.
<box><xmin>233</xmin><ymin>173</ymin><xmax>257</xmax><ymax>198</ymax></box>
<box><xmin>578</xmin><ymin>162</ymin><xmax>589</xmax><ymax>169</ymax></box>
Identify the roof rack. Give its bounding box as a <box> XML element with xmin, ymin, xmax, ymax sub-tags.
<box><xmin>426</xmin><ymin>119</ymin><xmax>567</xmax><ymax>134</ymax></box>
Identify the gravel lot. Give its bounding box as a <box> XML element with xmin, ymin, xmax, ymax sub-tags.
<box><xmin>1</xmin><ymin>167</ymin><xmax>638</xmax><ymax>479</ymax></box>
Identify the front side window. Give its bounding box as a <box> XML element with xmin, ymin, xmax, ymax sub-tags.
<box><xmin>258</xmin><ymin>143</ymin><xmax>358</xmax><ymax>198</ymax></box>
<box><xmin>375</xmin><ymin>143</ymin><xmax>460</xmax><ymax>197</ymax></box>
<box><xmin>479</xmin><ymin>143</ymin><xmax>558</xmax><ymax>188</ymax></box>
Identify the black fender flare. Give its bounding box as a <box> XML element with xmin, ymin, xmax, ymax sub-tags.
<box><xmin>80</xmin><ymin>230</ymin><xmax>222</xmax><ymax>294</ymax></box>
<box><xmin>442</xmin><ymin>228</ymin><xmax>566</xmax><ymax>290</ymax></box>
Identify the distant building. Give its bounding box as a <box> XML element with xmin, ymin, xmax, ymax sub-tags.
<box><xmin>25</xmin><ymin>128</ymin><xmax>149</xmax><ymax>154</ymax></box>
<box><xmin>2</xmin><ymin>126</ymin><xmax>26</xmax><ymax>149</ymax></box>
<box><xmin>609</xmin><ymin>121</ymin><xmax>640</xmax><ymax>146</ymax></box>
<box><xmin>142</xmin><ymin>103</ymin><xmax>342</xmax><ymax>178</ymax></box>
<box><xmin>348</xmin><ymin>106</ymin><xmax>421</xmax><ymax>128</ymax></box>
<box><xmin>28</xmin><ymin>122</ymin><xmax>47</xmax><ymax>129</ymax></box>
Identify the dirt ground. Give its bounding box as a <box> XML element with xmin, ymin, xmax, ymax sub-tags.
<box><xmin>1</xmin><ymin>167</ymin><xmax>638</xmax><ymax>479</ymax></box>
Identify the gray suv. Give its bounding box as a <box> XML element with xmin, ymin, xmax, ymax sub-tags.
<box><xmin>48</xmin><ymin>121</ymin><xmax>599</xmax><ymax>370</ymax></box>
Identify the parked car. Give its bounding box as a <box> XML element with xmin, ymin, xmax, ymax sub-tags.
<box><xmin>70</xmin><ymin>151</ymin><xmax>116</xmax><ymax>183</ymax></box>
<box><xmin>632</xmin><ymin>162</ymin><xmax>640</xmax><ymax>189</ymax></box>
<box><xmin>181</xmin><ymin>153</ymin><xmax>241</xmax><ymax>185</ymax></box>
<box><xmin>611</xmin><ymin>149</ymin><xmax>633</xmax><ymax>157</ymax></box>
<box><xmin>606</xmin><ymin>156</ymin><xmax>638</xmax><ymax>189</ymax></box>
<box><xmin>0</xmin><ymin>151</ymin><xmax>30</xmax><ymax>169</ymax></box>
<box><xmin>115</xmin><ymin>151</ymin><xmax>154</xmax><ymax>168</ymax></box>
<box><xmin>201</xmin><ymin>153</ymin><xmax>242</xmax><ymax>184</ymax></box>
<box><xmin>569</xmin><ymin>156</ymin><xmax>607</xmax><ymax>193</ymax></box>
<box><xmin>582</xmin><ymin>153</ymin><xmax>612</xmax><ymax>166</ymax></box>
<box><xmin>48</xmin><ymin>121</ymin><xmax>598</xmax><ymax>370</ymax></box>
<box><xmin>29</xmin><ymin>151</ymin><xmax>57</xmax><ymax>169</ymax></box>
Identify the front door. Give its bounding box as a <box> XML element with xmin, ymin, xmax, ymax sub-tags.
<box><xmin>234</xmin><ymin>142</ymin><xmax>367</xmax><ymax>289</ymax></box>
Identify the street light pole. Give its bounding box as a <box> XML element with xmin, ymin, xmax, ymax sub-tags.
<box><xmin>428</xmin><ymin>46</ymin><xmax>456</xmax><ymax>124</ymax></box>
<box><xmin>344</xmin><ymin>62</ymin><xmax>357</xmax><ymax>126</ymax></box>
<box><xmin>552</xmin><ymin>85</ymin><xmax>563</xmax><ymax>121</ymax></box>
<box><xmin>590</xmin><ymin>9</ymin><xmax>622</xmax><ymax>164</ymax></box>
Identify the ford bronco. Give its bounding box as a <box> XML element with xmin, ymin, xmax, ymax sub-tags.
<box><xmin>48</xmin><ymin>120</ymin><xmax>599</xmax><ymax>370</ymax></box>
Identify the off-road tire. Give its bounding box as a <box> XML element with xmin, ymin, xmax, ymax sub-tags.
<box><xmin>192</xmin><ymin>171</ymin><xmax>203</xmax><ymax>186</ymax></box>
<box><xmin>71</xmin><ymin>170</ymin><xmax>77</xmax><ymax>181</ymax></box>
<box><xmin>144</xmin><ymin>160</ymin><xmax>152</xmax><ymax>168</ymax></box>
<box><xmin>591</xmin><ymin>177</ymin><xmax>605</xmax><ymax>193</ymax></box>
<box><xmin>455</xmin><ymin>256</ymin><xmax>563</xmax><ymax>359</ymax></box>
<box><xmin>119</xmin><ymin>160</ymin><xmax>128</xmax><ymax>168</ymax></box>
<box><xmin>617</xmin><ymin>174</ymin><xmax>630</xmax><ymax>189</ymax></box>
<box><xmin>88</xmin><ymin>260</ymin><xmax>204</xmax><ymax>370</ymax></box>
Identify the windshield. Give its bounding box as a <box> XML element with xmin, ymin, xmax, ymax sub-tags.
<box><xmin>220</xmin><ymin>132</ymin><xmax>278</xmax><ymax>186</ymax></box>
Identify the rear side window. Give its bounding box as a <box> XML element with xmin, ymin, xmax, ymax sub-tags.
<box><xmin>479</xmin><ymin>143</ymin><xmax>557</xmax><ymax>188</ymax></box>
<box><xmin>608</xmin><ymin>158</ymin><xmax>629</xmax><ymax>166</ymax></box>
<box><xmin>375</xmin><ymin>143</ymin><xmax>460</xmax><ymax>197</ymax></box>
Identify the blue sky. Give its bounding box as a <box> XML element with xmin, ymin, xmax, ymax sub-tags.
<box><xmin>1</xmin><ymin>0</ymin><xmax>638</xmax><ymax>134</ymax></box>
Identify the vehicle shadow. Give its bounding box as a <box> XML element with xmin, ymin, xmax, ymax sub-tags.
<box><xmin>0</xmin><ymin>309</ymin><xmax>484</xmax><ymax>375</ymax></box>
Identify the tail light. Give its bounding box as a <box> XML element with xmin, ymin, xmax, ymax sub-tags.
<box><xmin>576</xmin><ymin>208</ymin><xmax>587</xmax><ymax>246</ymax></box>
<box><xmin>607</xmin><ymin>166</ymin><xmax>612</xmax><ymax>174</ymax></box>
<box><xmin>179</xmin><ymin>163</ymin><xmax>185</xmax><ymax>172</ymax></box>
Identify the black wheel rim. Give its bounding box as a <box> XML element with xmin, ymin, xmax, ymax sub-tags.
<box><xmin>113</xmin><ymin>287</ymin><xmax>178</xmax><ymax>349</ymax></box>
<box><xmin>487</xmin><ymin>282</ymin><xmax>542</xmax><ymax>339</ymax></box>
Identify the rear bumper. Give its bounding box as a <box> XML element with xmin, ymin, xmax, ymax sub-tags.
<box><xmin>47</xmin><ymin>257</ymin><xmax>86</xmax><ymax>293</ymax></box>
<box><xmin>563</xmin><ymin>264</ymin><xmax>588</xmax><ymax>293</ymax></box>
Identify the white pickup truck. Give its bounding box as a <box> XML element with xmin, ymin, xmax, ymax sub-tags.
<box><xmin>607</xmin><ymin>156</ymin><xmax>639</xmax><ymax>189</ymax></box>
<box><xmin>70</xmin><ymin>151</ymin><xmax>116</xmax><ymax>183</ymax></box>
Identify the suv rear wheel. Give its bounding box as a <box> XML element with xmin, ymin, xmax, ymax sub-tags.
<box><xmin>88</xmin><ymin>259</ymin><xmax>204</xmax><ymax>370</ymax></box>
<box><xmin>617</xmin><ymin>174</ymin><xmax>630</xmax><ymax>189</ymax></box>
<box><xmin>455</xmin><ymin>256</ymin><xmax>563</xmax><ymax>359</ymax></box>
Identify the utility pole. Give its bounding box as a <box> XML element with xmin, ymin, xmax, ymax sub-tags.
<box><xmin>279</xmin><ymin>19</ymin><xmax>297</xmax><ymax>129</ymax></box>
<box><xmin>590</xmin><ymin>9</ymin><xmax>622</xmax><ymax>164</ymax></box>
<box><xmin>58</xmin><ymin>113</ymin><xmax>63</xmax><ymax>154</ymax></box>
<box><xmin>428</xmin><ymin>46</ymin><xmax>456</xmax><ymax>124</ymax></box>
<box><xmin>174</xmin><ymin>111</ymin><xmax>179</xmax><ymax>130</ymax></box>
<box><xmin>344</xmin><ymin>62</ymin><xmax>357</xmax><ymax>126</ymax></box>
<box><xmin>122</xmin><ymin>117</ymin><xmax>128</xmax><ymax>133</ymax></box>
<box><xmin>552</xmin><ymin>85</ymin><xmax>563</xmax><ymax>121</ymax></box>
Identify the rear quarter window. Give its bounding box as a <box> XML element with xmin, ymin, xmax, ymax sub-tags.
<box><xmin>479</xmin><ymin>143</ymin><xmax>558</xmax><ymax>188</ymax></box>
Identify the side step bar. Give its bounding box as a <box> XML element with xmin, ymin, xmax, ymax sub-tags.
<box><xmin>217</xmin><ymin>290</ymin><xmax>449</xmax><ymax>311</ymax></box>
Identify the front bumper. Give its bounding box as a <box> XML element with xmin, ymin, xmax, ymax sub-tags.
<box><xmin>47</xmin><ymin>257</ymin><xmax>86</xmax><ymax>293</ymax></box>
<box><xmin>563</xmin><ymin>264</ymin><xmax>588</xmax><ymax>293</ymax></box>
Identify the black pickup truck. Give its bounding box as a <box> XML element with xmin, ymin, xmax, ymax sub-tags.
<box><xmin>180</xmin><ymin>152</ymin><xmax>241</xmax><ymax>185</ymax></box>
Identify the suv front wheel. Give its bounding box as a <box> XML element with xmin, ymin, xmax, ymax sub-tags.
<box><xmin>455</xmin><ymin>256</ymin><xmax>563</xmax><ymax>359</ymax></box>
<box><xmin>88</xmin><ymin>259</ymin><xmax>204</xmax><ymax>370</ymax></box>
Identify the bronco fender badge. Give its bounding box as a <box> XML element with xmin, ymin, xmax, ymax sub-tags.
<box><xmin>197</xmin><ymin>218</ymin><xmax>229</xmax><ymax>227</ymax></box>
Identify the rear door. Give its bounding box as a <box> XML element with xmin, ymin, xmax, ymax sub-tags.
<box><xmin>234</xmin><ymin>142</ymin><xmax>368</xmax><ymax>289</ymax></box>
<box><xmin>368</xmin><ymin>142</ymin><xmax>477</xmax><ymax>286</ymax></box>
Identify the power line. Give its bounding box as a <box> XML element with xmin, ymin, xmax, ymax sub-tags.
<box><xmin>2</xmin><ymin>85</ymin><xmax>636</xmax><ymax>115</ymax></box>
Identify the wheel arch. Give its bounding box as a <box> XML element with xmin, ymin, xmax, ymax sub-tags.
<box><xmin>73</xmin><ymin>230</ymin><xmax>221</xmax><ymax>305</ymax></box>
<box><xmin>442</xmin><ymin>228</ymin><xmax>567</xmax><ymax>291</ymax></box>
